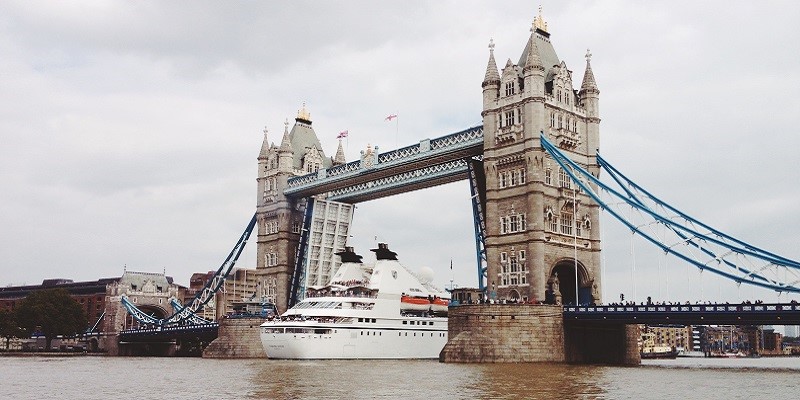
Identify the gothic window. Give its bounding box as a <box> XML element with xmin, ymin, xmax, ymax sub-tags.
<box><xmin>505</xmin><ymin>81</ymin><xmax>515</xmax><ymax>97</ymax></box>
<box><xmin>266</xmin><ymin>253</ymin><xmax>278</xmax><ymax>267</ymax></box>
<box><xmin>510</xmin><ymin>171</ymin><xmax>518</xmax><ymax>186</ymax></box>
<box><xmin>558</xmin><ymin>115</ymin><xmax>563</xmax><ymax>129</ymax></box>
<box><xmin>509</xmin><ymin>216</ymin><xmax>519</xmax><ymax>233</ymax></box>
<box><xmin>292</xmin><ymin>220</ymin><xmax>301</xmax><ymax>234</ymax></box>
<box><xmin>519</xmin><ymin>214</ymin><xmax>526</xmax><ymax>231</ymax></box>
<box><xmin>576</xmin><ymin>220</ymin><xmax>582</xmax><ymax>237</ymax></box>
<box><xmin>566</xmin><ymin>93</ymin><xmax>570</xmax><ymax>106</ymax></box>
<box><xmin>499</xmin><ymin>172</ymin><xmax>507</xmax><ymax>188</ymax></box>
<box><xmin>557</xmin><ymin>89</ymin><xmax>562</xmax><ymax>102</ymax></box>
<box><xmin>500</xmin><ymin>217</ymin><xmax>508</xmax><ymax>234</ymax></box>
<box><xmin>560</xmin><ymin>211</ymin><xmax>573</xmax><ymax>235</ymax></box>
<box><xmin>519</xmin><ymin>250</ymin><xmax>526</xmax><ymax>261</ymax></box>
<box><xmin>500</xmin><ymin>252</ymin><xmax>508</xmax><ymax>263</ymax></box>
<box><xmin>550</xmin><ymin>113</ymin><xmax>555</xmax><ymax>127</ymax></box>
<box><xmin>518</xmin><ymin>169</ymin><xmax>526</xmax><ymax>184</ymax></box>
<box><xmin>504</xmin><ymin>110</ymin><xmax>514</xmax><ymax>127</ymax></box>
<box><xmin>573</xmin><ymin>119</ymin><xmax>577</xmax><ymax>133</ymax></box>
<box><xmin>549</xmin><ymin>214</ymin><xmax>558</xmax><ymax>232</ymax></box>
<box><xmin>559</xmin><ymin>169</ymin><xmax>571</xmax><ymax>188</ymax></box>
<box><xmin>545</xmin><ymin>168</ymin><xmax>552</xmax><ymax>185</ymax></box>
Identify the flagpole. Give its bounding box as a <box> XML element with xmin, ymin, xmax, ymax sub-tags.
<box><xmin>395</xmin><ymin>114</ymin><xmax>399</xmax><ymax>148</ymax></box>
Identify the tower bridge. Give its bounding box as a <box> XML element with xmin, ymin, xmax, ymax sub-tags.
<box><xmin>114</xmin><ymin>9</ymin><xmax>800</xmax><ymax>363</ymax></box>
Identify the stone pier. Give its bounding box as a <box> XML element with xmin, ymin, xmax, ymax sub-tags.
<box><xmin>440</xmin><ymin>304</ymin><xmax>639</xmax><ymax>365</ymax></box>
<box><xmin>203</xmin><ymin>317</ymin><xmax>266</xmax><ymax>358</ymax></box>
<box><xmin>440</xmin><ymin>304</ymin><xmax>565</xmax><ymax>362</ymax></box>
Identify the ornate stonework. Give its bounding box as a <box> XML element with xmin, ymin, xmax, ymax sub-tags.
<box><xmin>481</xmin><ymin>11</ymin><xmax>601</xmax><ymax>305</ymax></box>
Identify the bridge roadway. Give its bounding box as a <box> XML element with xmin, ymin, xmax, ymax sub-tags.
<box><xmin>563</xmin><ymin>302</ymin><xmax>800</xmax><ymax>325</ymax></box>
<box><xmin>118</xmin><ymin>323</ymin><xmax>219</xmax><ymax>343</ymax></box>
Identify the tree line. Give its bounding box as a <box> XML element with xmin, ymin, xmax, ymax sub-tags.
<box><xmin>0</xmin><ymin>288</ymin><xmax>88</xmax><ymax>350</ymax></box>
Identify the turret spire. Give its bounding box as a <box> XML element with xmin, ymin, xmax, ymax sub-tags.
<box><xmin>333</xmin><ymin>139</ymin><xmax>346</xmax><ymax>165</ymax></box>
<box><xmin>580</xmin><ymin>48</ymin><xmax>599</xmax><ymax>92</ymax></box>
<box><xmin>279</xmin><ymin>118</ymin><xmax>292</xmax><ymax>152</ymax></box>
<box><xmin>483</xmin><ymin>38</ymin><xmax>500</xmax><ymax>86</ymax></box>
<box><xmin>258</xmin><ymin>126</ymin><xmax>270</xmax><ymax>159</ymax></box>
<box><xmin>523</xmin><ymin>21</ymin><xmax>544</xmax><ymax>73</ymax></box>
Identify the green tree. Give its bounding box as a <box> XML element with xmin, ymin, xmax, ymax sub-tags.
<box><xmin>15</xmin><ymin>288</ymin><xmax>87</xmax><ymax>350</ymax></box>
<box><xmin>0</xmin><ymin>309</ymin><xmax>26</xmax><ymax>350</ymax></box>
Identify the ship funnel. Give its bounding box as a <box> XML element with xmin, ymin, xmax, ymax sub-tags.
<box><xmin>335</xmin><ymin>247</ymin><xmax>363</xmax><ymax>263</ymax></box>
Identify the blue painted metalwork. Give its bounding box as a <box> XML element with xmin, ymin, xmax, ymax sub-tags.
<box><xmin>289</xmin><ymin>198</ymin><xmax>314</xmax><ymax>307</ymax></box>
<box><xmin>327</xmin><ymin>158</ymin><xmax>470</xmax><ymax>202</ymax></box>
<box><xmin>467</xmin><ymin>157</ymin><xmax>488</xmax><ymax>292</ymax></box>
<box><xmin>540</xmin><ymin>134</ymin><xmax>800</xmax><ymax>293</ymax></box>
<box><xmin>284</xmin><ymin>125</ymin><xmax>483</xmax><ymax>198</ymax></box>
<box><xmin>121</xmin><ymin>213</ymin><xmax>258</xmax><ymax>326</ymax></box>
<box><xmin>169</xmin><ymin>298</ymin><xmax>213</xmax><ymax>325</ymax></box>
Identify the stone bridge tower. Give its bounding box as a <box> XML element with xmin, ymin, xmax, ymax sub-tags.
<box><xmin>255</xmin><ymin>105</ymin><xmax>343</xmax><ymax>313</ymax></box>
<box><xmin>481</xmin><ymin>10</ymin><xmax>601</xmax><ymax>305</ymax></box>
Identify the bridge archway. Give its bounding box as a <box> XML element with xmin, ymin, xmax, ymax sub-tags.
<box><xmin>548</xmin><ymin>259</ymin><xmax>592</xmax><ymax>306</ymax></box>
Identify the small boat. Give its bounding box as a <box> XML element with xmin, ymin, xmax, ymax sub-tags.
<box><xmin>641</xmin><ymin>345</ymin><xmax>677</xmax><ymax>359</ymax></box>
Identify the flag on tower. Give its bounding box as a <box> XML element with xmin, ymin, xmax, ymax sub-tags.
<box><xmin>385</xmin><ymin>114</ymin><xmax>398</xmax><ymax>121</ymax></box>
<box><xmin>337</xmin><ymin>130</ymin><xmax>349</xmax><ymax>139</ymax></box>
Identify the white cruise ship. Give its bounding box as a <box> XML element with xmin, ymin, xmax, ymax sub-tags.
<box><xmin>259</xmin><ymin>244</ymin><xmax>450</xmax><ymax>359</ymax></box>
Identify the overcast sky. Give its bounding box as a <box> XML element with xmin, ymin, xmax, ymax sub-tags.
<box><xmin>2</xmin><ymin>1</ymin><xmax>799</xmax><ymax>305</ymax></box>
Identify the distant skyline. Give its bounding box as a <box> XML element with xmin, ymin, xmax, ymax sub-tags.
<box><xmin>1</xmin><ymin>1</ymin><xmax>800</xmax><ymax>306</ymax></box>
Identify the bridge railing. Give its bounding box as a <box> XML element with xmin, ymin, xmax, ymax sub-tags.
<box><xmin>563</xmin><ymin>303</ymin><xmax>800</xmax><ymax>313</ymax></box>
<box><xmin>120</xmin><ymin>322</ymin><xmax>219</xmax><ymax>335</ymax></box>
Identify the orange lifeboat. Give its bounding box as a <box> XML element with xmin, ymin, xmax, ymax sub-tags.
<box><xmin>400</xmin><ymin>295</ymin><xmax>431</xmax><ymax>311</ymax></box>
<box><xmin>431</xmin><ymin>298</ymin><xmax>449</xmax><ymax>313</ymax></box>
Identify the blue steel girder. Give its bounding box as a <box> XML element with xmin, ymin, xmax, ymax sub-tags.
<box><xmin>284</xmin><ymin>125</ymin><xmax>484</xmax><ymax>200</ymax></box>
<box><xmin>327</xmin><ymin>158</ymin><xmax>471</xmax><ymax>203</ymax></box>
<box><xmin>467</xmin><ymin>157</ymin><xmax>488</xmax><ymax>292</ymax></box>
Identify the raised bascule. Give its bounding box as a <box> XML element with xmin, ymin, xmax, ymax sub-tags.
<box><xmin>116</xmin><ymin>9</ymin><xmax>800</xmax><ymax>363</ymax></box>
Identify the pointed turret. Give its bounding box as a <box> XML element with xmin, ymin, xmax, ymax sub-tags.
<box><xmin>279</xmin><ymin>119</ymin><xmax>292</xmax><ymax>153</ymax></box>
<box><xmin>333</xmin><ymin>140</ymin><xmax>346</xmax><ymax>165</ymax></box>
<box><xmin>523</xmin><ymin>23</ymin><xmax>545</xmax><ymax>75</ymax></box>
<box><xmin>483</xmin><ymin>39</ymin><xmax>500</xmax><ymax>87</ymax></box>
<box><xmin>580</xmin><ymin>49</ymin><xmax>599</xmax><ymax>94</ymax></box>
<box><xmin>258</xmin><ymin>126</ymin><xmax>270</xmax><ymax>160</ymax></box>
<box><xmin>482</xmin><ymin>39</ymin><xmax>501</xmax><ymax>116</ymax></box>
<box><xmin>277</xmin><ymin>119</ymin><xmax>294</xmax><ymax>173</ymax></box>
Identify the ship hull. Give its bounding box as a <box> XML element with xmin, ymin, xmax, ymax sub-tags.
<box><xmin>260</xmin><ymin>318</ymin><xmax>447</xmax><ymax>359</ymax></box>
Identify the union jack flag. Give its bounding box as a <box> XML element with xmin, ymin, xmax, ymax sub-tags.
<box><xmin>337</xmin><ymin>130</ymin><xmax>348</xmax><ymax>139</ymax></box>
<box><xmin>385</xmin><ymin>114</ymin><xmax>398</xmax><ymax>121</ymax></box>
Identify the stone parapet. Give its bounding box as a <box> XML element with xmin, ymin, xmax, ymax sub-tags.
<box><xmin>203</xmin><ymin>317</ymin><xmax>266</xmax><ymax>358</ymax></box>
<box><xmin>440</xmin><ymin>304</ymin><xmax>565</xmax><ymax>363</ymax></box>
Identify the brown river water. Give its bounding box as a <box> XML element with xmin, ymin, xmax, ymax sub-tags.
<box><xmin>1</xmin><ymin>356</ymin><xmax>799</xmax><ymax>399</ymax></box>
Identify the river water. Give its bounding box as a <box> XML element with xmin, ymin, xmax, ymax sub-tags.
<box><xmin>1</xmin><ymin>356</ymin><xmax>798</xmax><ymax>399</ymax></box>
